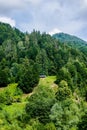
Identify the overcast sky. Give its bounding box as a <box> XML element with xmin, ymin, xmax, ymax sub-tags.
<box><xmin>0</xmin><ymin>0</ymin><xmax>87</xmax><ymax>40</ymax></box>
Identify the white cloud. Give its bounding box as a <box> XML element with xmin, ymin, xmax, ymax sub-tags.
<box><xmin>49</xmin><ymin>28</ymin><xmax>62</xmax><ymax>35</ymax></box>
<box><xmin>0</xmin><ymin>16</ymin><xmax>16</xmax><ymax>27</ymax></box>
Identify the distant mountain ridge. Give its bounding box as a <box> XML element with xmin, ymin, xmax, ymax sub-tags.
<box><xmin>53</xmin><ymin>32</ymin><xmax>87</xmax><ymax>55</ymax></box>
<box><xmin>53</xmin><ymin>32</ymin><xmax>87</xmax><ymax>45</ymax></box>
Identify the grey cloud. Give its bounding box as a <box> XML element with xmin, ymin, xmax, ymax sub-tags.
<box><xmin>0</xmin><ymin>1</ymin><xmax>45</xmax><ymax>15</ymax></box>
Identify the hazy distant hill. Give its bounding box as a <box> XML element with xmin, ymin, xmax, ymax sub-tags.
<box><xmin>53</xmin><ymin>33</ymin><xmax>87</xmax><ymax>55</ymax></box>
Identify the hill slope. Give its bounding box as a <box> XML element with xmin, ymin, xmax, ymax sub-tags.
<box><xmin>53</xmin><ymin>33</ymin><xmax>87</xmax><ymax>55</ymax></box>
<box><xmin>0</xmin><ymin>22</ymin><xmax>87</xmax><ymax>130</ymax></box>
<box><xmin>0</xmin><ymin>22</ymin><xmax>87</xmax><ymax>94</ymax></box>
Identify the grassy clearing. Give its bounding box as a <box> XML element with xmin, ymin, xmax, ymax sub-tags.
<box><xmin>39</xmin><ymin>76</ymin><xmax>56</xmax><ymax>86</ymax></box>
<box><xmin>0</xmin><ymin>76</ymin><xmax>58</xmax><ymax>119</ymax></box>
<box><xmin>22</xmin><ymin>76</ymin><xmax>58</xmax><ymax>99</ymax></box>
<box><xmin>36</xmin><ymin>76</ymin><xmax>58</xmax><ymax>93</ymax></box>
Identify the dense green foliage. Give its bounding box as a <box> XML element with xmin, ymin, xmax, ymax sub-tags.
<box><xmin>77</xmin><ymin>111</ymin><xmax>87</xmax><ymax>130</ymax></box>
<box><xmin>0</xmin><ymin>22</ymin><xmax>87</xmax><ymax>129</ymax></box>
<box><xmin>53</xmin><ymin>33</ymin><xmax>87</xmax><ymax>55</ymax></box>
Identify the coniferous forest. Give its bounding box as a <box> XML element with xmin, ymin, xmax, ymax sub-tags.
<box><xmin>0</xmin><ymin>22</ymin><xmax>87</xmax><ymax>130</ymax></box>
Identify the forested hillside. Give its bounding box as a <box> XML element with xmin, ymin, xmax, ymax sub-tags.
<box><xmin>0</xmin><ymin>22</ymin><xmax>87</xmax><ymax>130</ymax></box>
<box><xmin>53</xmin><ymin>33</ymin><xmax>87</xmax><ymax>55</ymax></box>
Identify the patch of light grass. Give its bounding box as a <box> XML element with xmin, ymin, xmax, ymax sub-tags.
<box><xmin>39</xmin><ymin>76</ymin><xmax>56</xmax><ymax>86</ymax></box>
